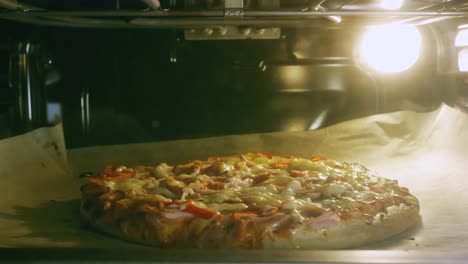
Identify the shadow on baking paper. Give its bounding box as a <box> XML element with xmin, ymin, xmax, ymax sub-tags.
<box><xmin>0</xmin><ymin>199</ymin><xmax>141</xmax><ymax>248</ymax></box>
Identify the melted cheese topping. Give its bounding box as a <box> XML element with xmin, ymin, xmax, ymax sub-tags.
<box><xmin>100</xmin><ymin>154</ymin><xmax>417</xmax><ymax>222</ymax></box>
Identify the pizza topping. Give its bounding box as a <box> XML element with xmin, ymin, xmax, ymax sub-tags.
<box><xmin>299</xmin><ymin>204</ymin><xmax>327</xmax><ymax>218</ymax></box>
<box><xmin>154</xmin><ymin>163</ymin><xmax>171</xmax><ymax>179</ymax></box>
<box><xmin>240</xmin><ymin>193</ymin><xmax>282</xmax><ymax>208</ymax></box>
<box><xmin>164</xmin><ymin>177</ymin><xmax>185</xmax><ymax>194</ymax></box>
<box><xmin>202</xmin><ymin>161</ymin><xmax>233</xmax><ymax>176</ymax></box>
<box><xmin>231</xmin><ymin>211</ymin><xmax>258</xmax><ymax>220</ymax></box>
<box><xmin>281</xmin><ymin>197</ymin><xmax>313</xmax><ymax>211</ymax></box>
<box><xmin>250</xmin><ymin>213</ymin><xmax>289</xmax><ymax>228</ymax></box>
<box><xmin>184</xmin><ymin>201</ymin><xmax>220</xmax><ymax>220</ymax></box>
<box><xmin>88</xmin><ymin>177</ymin><xmax>105</xmax><ymax>186</ymax></box>
<box><xmin>104</xmin><ymin>177</ymin><xmax>158</xmax><ymax>193</ymax></box>
<box><xmin>253</xmin><ymin>173</ymin><xmax>272</xmax><ymax>184</ymax></box>
<box><xmin>280</xmin><ymin>179</ymin><xmax>301</xmax><ymax>197</ymax></box>
<box><xmin>311</xmin><ymin>156</ymin><xmax>326</xmax><ymax>162</ymax></box>
<box><xmin>162</xmin><ymin>209</ymin><xmax>195</xmax><ymax>220</ymax></box>
<box><xmin>322</xmin><ymin>182</ymin><xmax>347</xmax><ymax>197</ymax></box>
<box><xmin>305</xmin><ymin>211</ymin><xmax>341</xmax><ymax>229</ymax></box>
<box><xmin>208</xmin><ymin>203</ymin><xmax>248</xmax><ymax>212</ymax></box>
<box><xmin>103</xmin><ymin>165</ymin><xmax>136</xmax><ymax>181</ymax></box>
<box><xmin>92</xmin><ymin>156</ymin><xmax>416</xmax><ymax>220</ymax></box>
<box><xmin>206</xmin><ymin>191</ymin><xmax>241</xmax><ymax>204</ymax></box>
<box><xmin>99</xmin><ymin>190</ymin><xmax>125</xmax><ymax>201</ymax></box>
<box><xmin>151</xmin><ymin>187</ymin><xmax>177</xmax><ymax>199</ymax></box>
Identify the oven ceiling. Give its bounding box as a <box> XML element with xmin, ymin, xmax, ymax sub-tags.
<box><xmin>0</xmin><ymin>0</ymin><xmax>467</xmax><ymax>28</ymax></box>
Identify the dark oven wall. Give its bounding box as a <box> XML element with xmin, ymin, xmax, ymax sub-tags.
<box><xmin>1</xmin><ymin>22</ymin><xmax>453</xmax><ymax>148</ymax></box>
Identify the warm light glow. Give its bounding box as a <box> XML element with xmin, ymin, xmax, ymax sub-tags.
<box><xmin>360</xmin><ymin>24</ymin><xmax>422</xmax><ymax>73</ymax></box>
<box><xmin>455</xmin><ymin>29</ymin><xmax>468</xmax><ymax>47</ymax></box>
<box><xmin>284</xmin><ymin>118</ymin><xmax>308</xmax><ymax>132</ymax></box>
<box><xmin>329</xmin><ymin>16</ymin><xmax>342</xmax><ymax>23</ymax></box>
<box><xmin>381</xmin><ymin>0</ymin><xmax>403</xmax><ymax>10</ymax></box>
<box><xmin>280</xmin><ymin>66</ymin><xmax>306</xmax><ymax>86</ymax></box>
<box><xmin>458</xmin><ymin>48</ymin><xmax>468</xmax><ymax>72</ymax></box>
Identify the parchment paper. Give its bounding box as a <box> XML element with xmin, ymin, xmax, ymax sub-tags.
<box><xmin>0</xmin><ymin>104</ymin><xmax>467</xmax><ymax>252</ymax></box>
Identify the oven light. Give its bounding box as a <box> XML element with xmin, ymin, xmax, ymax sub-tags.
<box><xmin>455</xmin><ymin>29</ymin><xmax>468</xmax><ymax>47</ymax></box>
<box><xmin>360</xmin><ymin>24</ymin><xmax>422</xmax><ymax>73</ymax></box>
<box><xmin>380</xmin><ymin>0</ymin><xmax>403</xmax><ymax>10</ymax></box>
<box><xmin>458</xmin><ymin>48</ymin><xmax>468</xmax><ymax>72</ymax></box>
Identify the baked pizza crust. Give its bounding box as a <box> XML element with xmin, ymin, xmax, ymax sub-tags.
<box><xmin>81</xmin><ymin>201</ymin><xmax>221</xmax><ymax>248</ymax></box>
<box><xmin>82</xmin><ymin>200</ymin><xmax>419</xmax><ymax>249</ymax></box>
<box><xmin>265</xmin><ymin>203</ymin><xmax>420</xmax><ymax>249</ymax></box>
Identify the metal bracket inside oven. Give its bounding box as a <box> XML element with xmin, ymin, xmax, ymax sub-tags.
<box><xmin>185</xmin><ymin>0</ymin><xmax>280</xmax><ymax>40</ymax></box>
<box><xmin>224</xmin><ymin>0</ymin><xmax>244</xmax><ymax>17</ymax></box>
<box><xmin>184</xmin><ymin>26</ymin><xmax>281</xmax><ymax>40</ymax></box>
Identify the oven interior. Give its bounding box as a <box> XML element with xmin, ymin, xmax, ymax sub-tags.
<box><xmin>1</xmin><ymin>0</ymin><xmax>467</xmax><ymax>148</ymax></box>
<box><xmin>1</xmin><ymin>2</ymin><xmax>468</xmax><ymax>262</ymax></box>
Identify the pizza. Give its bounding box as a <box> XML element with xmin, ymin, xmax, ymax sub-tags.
<box><xmin>80</xmin><ymin>153</ymin><xmax>420</xmax><ymax>248</ymax></box>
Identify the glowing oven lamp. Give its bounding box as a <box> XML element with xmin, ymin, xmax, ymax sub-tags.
<box><xmin>458</xmin><ymin>48</ymin><xmax>468</xmax><ymax>72</ymax></box>
<box><xmin>455</xmin><ymin>28</ymin><xmax>468</xmax><ymax>72</ymax></box>
<box><xmin>455</xmin><ymin>29</ymin><xmax>468</xmax><ymax>47</ymax></box>
<box><xmin>360</xmin><ymin>24</ymin><xmax>422</xmax><ymax>73</ymax></box>
<box><xmin>381</xmin><ymin>0</ymin><xmax>403</xmax><ymax>10</ymax></box>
